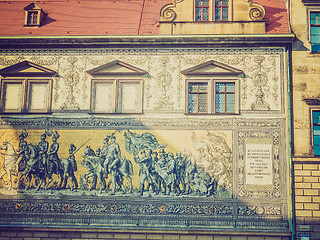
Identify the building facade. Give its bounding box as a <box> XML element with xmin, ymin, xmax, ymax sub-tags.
<box><xmin>0</xmin><ymin>0</ymin><xmax>294</xmax><ymax>239</ymax></box>
<box><xmin>291</xmin><ymin>0</ymin><xmax>320</xmax><ymax>239</ymax></box>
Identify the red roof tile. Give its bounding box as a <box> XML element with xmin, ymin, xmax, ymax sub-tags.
<box><xmin>0</xmin><ymin>0</ymin><xmax>290</xmax><ymax>36</ymax></box>
<box><xmin>255</xmin><ymin>0</ymin><xmax>290</xmax><ymax>34</ymax></box>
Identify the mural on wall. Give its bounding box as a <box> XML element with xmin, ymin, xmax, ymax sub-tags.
<box><xmin>0</xmin><ymin>48</ymin><xmax>289</xmax><ymax>230</ymax></box>
<box><xmin>0</xmin><ymin>129</ymin><xmax>232</xmax><ymax>198</ymax></box>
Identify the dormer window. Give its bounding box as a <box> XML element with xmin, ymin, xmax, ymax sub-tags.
<box><xmin>215</xmin><ymin>0</ymin><xmax>229</xmax><ymax>21</ymax></box>
<box><xmin>194</xmin><ymin>0</ymin><xmax>229</xmax><ymax>21</ymax></box>
<box><xmin>27</xmin><ymin>11</ymin><xmax>39</xmax><ymax>25</ymax></box>
<box><xmin>24</xmin><ymin>3</ymin><xmax>45</xmax><ymax>27</ymax></box>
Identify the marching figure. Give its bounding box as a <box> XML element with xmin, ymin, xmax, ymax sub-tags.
<box><xmin>15</xmin><ymin>129</ymin><xmax>28</xmax><ymax>174</ymax></box>
<box><xmin>37</xmin><ymin>133</ymin><xmax>49</xmax><ymax>172</ymax></box>
<box><xmin>61</xmin><ymin>143</ymin><xmax>78</xmax><ymax>190</ymax></box>
<box><xmin>47</xmin><ymin>131</ymin><xmax>60</xmax><ymax>173</ymax></box>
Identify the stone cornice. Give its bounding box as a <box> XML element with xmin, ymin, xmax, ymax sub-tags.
<box><xmin>0</xmin><ymin>34</ymin><xmax>295</xmax><ymax>49</ymax></box>
<box><xmin>302</xmin><ymin>0</ymin><xmax>320</xmax><ymax>5</ymax></box>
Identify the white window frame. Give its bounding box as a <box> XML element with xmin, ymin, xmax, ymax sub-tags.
<box><xmin>90</xmin><ymin>78</ymin><xmax>143</xmax><ymax>114</ymax></box>
<box><xmin>0</xmin><ymin>77</ymin><xmax>52</xmax><ymax>113</ymax></box>
<box><xmin>185</xmin><ymin>78</ymin><xmax>239</xmax><ymax>115</ymax></box>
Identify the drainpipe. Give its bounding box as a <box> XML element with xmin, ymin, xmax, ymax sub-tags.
<box><xmin>287</xmin><ymin>42</ymin><xmax>295</xmax><ymax>240</ymax></box>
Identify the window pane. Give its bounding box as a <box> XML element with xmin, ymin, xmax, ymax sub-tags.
<box><xmin>203</xmin><ymin>7</ymin><xmax>209</xmax><ymax>20</ymax></box>
<box><xmin>216</xmin><ymin>83</ymin><xmax>225</xmax><ymax>92</ymax></box>
<box><xmin>215</xmin><ymin>8</ymin><xmax>221</xmax><ymax>20</ymax></box>
<box><xmin>27</xmin><ymin>11</ymin><xmax>38</xmax><ymax>24</ymax></box>
<box><xmin>311</xmin><ymin>12</ymin><xmax>320</xmax><ymax>25</ymax></box>
<box><xmin>226</xmin><ymin>83</ymin><xmax>235</xmax><ymax>92</ymax></box>
<box><xmin>223</xmin><ymin>0</ymin><xmax>228</xmax><ymax>5</ymax></box>
<box><xmin>222</xmin><ymin>7</ymin><xmax>228</xmax><ymax>20</ymax></box>
<box><xmin>189</xmin><ymin>83</ymin><xmax>198</xmax><ymax>92</ymax></box>
<box><xmin>196</xmin><ymin>8</ymin><xmax>202</xmax><ymax>21</ymax></box>
<box><xmin>120</xmin><ymin>82</ymin><xmax>139</xmax><ymax>113</ymax></box>
<box><xmin>198</xmin><ymin>94</ymin><xmax>208</xmax><ymax>112</ymax></box>
<box><xmin>216</xmin><ymin>93</ymin><xmax>224</xmax><ymax>113</ymax></box>
<box><xmin>188</xmin><ymin>94</ymin><xmax>198</xmax><ymax>113</ymax></box>
<box><xmin>198</xmin><ymin>83</ymin><xmax>208</xmax><ymax>92</ymax></box>
<box><xmin>94</xmin><ymin>83</ymin><xmax>113</xmax><ymax>112</ymax></box>
<box><xmin>313</xmin><ymin>111</ymin><xmax>320</xmax><ymax>124</ymax></box>
<box><xmin>314</xmin><ymin>125</ymin><xmax>320</xmax><ymax>135</ymax></box>
<box><xmin>226</xmin><ymin>94</ymin><xmax>235</xmax><ymax>112</ymax></box>
<box><xmin>314</xmin><ymin>146</ymin><xmax>320</xmax><ymax>156</ymax></box>
<box><xmin>3</xmin><ymin>83</ymin><xmax>22</xmax><ymax>112</ymax></box>
<box><xmin>314</xmin><ymin>123</ymin><xmax>320</xmax><ymax>156</ymax></box>
<box><xmin>28</xmin><ymin>83</ymin><xmax>48</xmax><ymax>112</ymax></box>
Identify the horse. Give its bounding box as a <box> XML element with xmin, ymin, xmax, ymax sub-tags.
<box><xmin>118</xmin><ymin>157</ymin><xmax>134</xmax><ymax>193</ymax></box>
<box><xmin>60</xmin><ymin>158</ymin><xmax>78</xmax><ymax>191</ymax></box>
<box><xmin>81</xmin><ymin>146</ymin><xmax>106</xmax><ymax>193</ymax></box>
<box><xmin>0</xmin><ymin>141</ymin><xmax>19</xmax><ymax>190</ymax></box>
<box><xmin>15</xmin><ymin>144</ymin><xmax>47</xmax><ymax>192</ymax></box>
<box><xmin>43</xmin><ymin>156</ymin><xmax>64</xmax><ymax>190</ymax></box>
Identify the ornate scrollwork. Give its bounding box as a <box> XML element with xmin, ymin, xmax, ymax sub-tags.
<box><xmin>160</xmin><ymin>3</ymin><xmax>177</xmax><ymax>22</ymax></box>
<box><xmin>249</xmin><ymin>2</ymin><xmax>265</xmax><ymax>21</ymax></box>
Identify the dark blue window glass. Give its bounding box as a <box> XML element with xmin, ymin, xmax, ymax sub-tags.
<box><xmin>310</xmin><ymin>12</ymin><xmax>320</xmax><ymax>52</ymax></box>
<box><xmin>215</xmin><ymin>0</ymin><xmax>228</xmax><ymax>21</ymax></box>
<box><xmin>313</xmin><ymin>111</ymin><xmax>320</xmax><ymax>155</ymax></box>
<box><xmin>215</xmin><ymin>83</ymin><xmax>235</xmax><ymax>113</ymax></box>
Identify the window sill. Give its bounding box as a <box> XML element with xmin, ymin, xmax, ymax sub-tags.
<box><xmin>184</xmin><ymin>112</ymin><xmax>239</xmax><ymax>115</ymax></box>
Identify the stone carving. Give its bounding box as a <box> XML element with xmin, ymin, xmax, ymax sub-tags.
<box><xmin>60</xmin><ymin>56</ymin><xmax>81</xmax><ymax>110</ymax></box>
<box><xmin>248</xmin><ymin>2</ymin><xmax>265</xmax><ymax>21</ymax></box>
<box><xmin>251</xmin><ymin>56</ymin><xmax>270</xmax><ymax>110</ymax></box>
<box><xmin>160</xmin><ymin>0</ymin><xmax>181</xmax><ymax>22</ymax></box>
<box><xmin>237</xmin><ymin>130</ymin><xmax>283</xmax><ymax>198</ymax></box>
<box><xmin>155</xmin><ymin>61</ymin><xmax>174</xmax><ymax>110</ymax></box>
<box><xmin>0</xmin><ymin>48</ymin><xmax>285</xmax><ymax>112</ymax></box>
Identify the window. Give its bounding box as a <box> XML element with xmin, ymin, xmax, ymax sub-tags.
<box><xmin>310</xmin><ymin>12</ymin><xmax>320</xmax><ymax>52</ymax></box>
<box><xmin>1</xmin><ymin>79</ymin><xmax>52</xmax><ymax>113</ymax></box>
<box><xmin>215</xmin><ymin>82</ymin><xmax>235</xmax><ymax>113</ymax></box>
<box><xmin>195</xmin><ymin>0</ymin><xmax>209</xmax><ymax>21</ymax></box>
<box><xmin>215</xmin><ymin>0</ymin><xmax>229</xmax><ymax>21</ymax></box>
<box><xmin>0</xmin><ymin>61</ymin><xmax>55</xmax><ymax>114</ymax></box>
<box><xmin>87</xmin><ymin>60</ymin><xmax>146</xmax><ymax>114</ymax></box>
<box><xmin>24</xmin><ymin>3</ymin><xmax>44</xmax><ymax>27</ymax></box>
<box><xmin>312</xmin><ymin>110</ymin><xmax>320</xmax><ymax>156</ymax></box>
<box><xmin>186</xmin><ymin>79</ymin><xmax>238</xmax><ymax>114</ymax></box>
<box><xmin>188</xmin><ymin>82</ymin><xmax>209</xmax><ymax>113</ymax></box>
<box><xmin>91</xmin><ymin>79</ymin><xmax>142</xmax><ymax>114</ymax></box>
<box><xmin>182</xmin><ymin>60</ymin><xmax>242</xmax><ymax>115</ymax></box>
<box><xmin>27</xmin><ymin>11</ymin><xmax>39</xmax><ymax>25</ymax></box>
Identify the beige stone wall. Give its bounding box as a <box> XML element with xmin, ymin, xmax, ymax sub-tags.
<box><xmin>293</xmin><ymin>161</ymin><xmax>320</xmax><ymax>240</ymax></box>
<box><xmin>159</xmin><ymin>0</ymin><xmax>266</xmax><ymax>34</ymax></box>
<box><xmin>291</xmin><ymin>0</ymin><xmax>320</xmax><ymax>239</ymax></box>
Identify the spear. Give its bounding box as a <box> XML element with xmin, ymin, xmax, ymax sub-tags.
<box><xmin>70</xmin><ymin>139</ymin><xmax>91</xmax><ymax>156</ymax></box>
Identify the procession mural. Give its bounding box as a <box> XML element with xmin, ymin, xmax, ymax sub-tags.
<box><xmin>0</xmin><ymin>48</ymin><xmax>290</xmax><ymax>231</ymax></box>
<box><xmin>0</xmin><ymin>129</ymin><xmax>233</xmax><ymax>198</ymax></box>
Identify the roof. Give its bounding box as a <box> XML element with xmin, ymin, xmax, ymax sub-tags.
<box><xmin>255</xmin><ymin>0</ymin><xmax>290</xmax><ymax>34</ymax></box>
<box><xmin>0</xmin><ymin>0</ymin><xmax>290</xmax><ymax>36</ymax></box>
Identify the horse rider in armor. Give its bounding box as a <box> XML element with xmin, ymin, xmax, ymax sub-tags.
<box><xmin>15</xmin><ymin>129</ymin><xmax>28</xmax><ymax>174</ymax></box>
<box><xmin>47</xmin><ymin>131</ymin><xmax>60</xmax><ymax>173</ymax></box>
